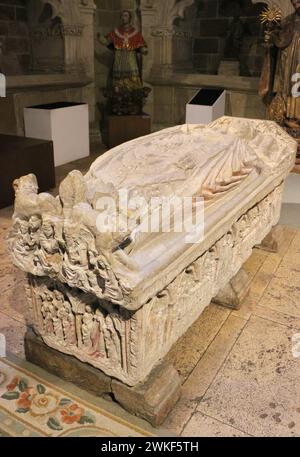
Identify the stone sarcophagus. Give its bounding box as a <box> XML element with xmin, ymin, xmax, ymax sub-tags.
<box><xmin>7</xmin><ymin>117</ymin><xmax>296</xmax><ymax>389</ymax></box>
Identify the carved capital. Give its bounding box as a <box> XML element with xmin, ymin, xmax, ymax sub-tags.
<box><xmin>61</xmin><ymin>24</ymin><xmax>84</xmax><ymax>36</ymax></box>
<box><xmin>151</xmin><ymin>27</ymin><xmax>192</xmax><ymax>39</ymax></box>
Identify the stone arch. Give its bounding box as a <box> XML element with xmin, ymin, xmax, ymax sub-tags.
<box><xmin>29</xmin><ymin>0</ymin><xmax>81</xmax><ymax>25</ymax></box>
<box><xmin>28</xmin><ymin>0</ymin><xmax>65</xmax><ymax>73</ymax></box>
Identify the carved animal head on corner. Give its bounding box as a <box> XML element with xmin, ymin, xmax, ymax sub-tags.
<box><xmin>13</xmin><ymin>174</ymin><xmax>38</xmax><ymax>196</ymax></box>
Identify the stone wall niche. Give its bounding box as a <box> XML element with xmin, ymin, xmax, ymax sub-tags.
<box><xmin>27</xmin><ymin>0</ymin><xmax>90</xmax><ymax>74</ymax></box>
<box><xmin>28</xmin><ymin>1</ymin><xmax>65</xmax><ymax>73</ymax></box>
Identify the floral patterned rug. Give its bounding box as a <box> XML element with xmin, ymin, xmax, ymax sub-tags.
<box><xmin>0</xmin><ymin>358</ymin><xmax>153</xmax><ymax>437</ymax></box>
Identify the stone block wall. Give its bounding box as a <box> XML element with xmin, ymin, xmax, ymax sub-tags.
<box><xmin>0</xmin><ymin>0</ymin><xmax>30</xmax><ymax>75</ymax></box>
<box><xmin>193</xmin><ymin>0</ymin><xmax>265</xmax><ymax>76</ymax></box>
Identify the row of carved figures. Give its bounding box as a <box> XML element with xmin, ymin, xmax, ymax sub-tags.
<box><xmin>9</xmin><ymin>213</ymin><xmax>123</xmax><ymax>303</ymax></box>
<box><xmin>35</xmin><ymin>285</ymin><xmax>127</xmax><ymax>369</ymax></box>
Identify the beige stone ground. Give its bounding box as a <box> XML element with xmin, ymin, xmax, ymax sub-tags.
<box><xmin>0</xmin><ymin>153</ymin><xmax>300</xmax><ymax>437</ymax></box>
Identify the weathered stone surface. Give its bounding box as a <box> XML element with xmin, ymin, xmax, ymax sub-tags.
<box><xmin>24</xmin><ymin>328</ymin><xmax>112</xmax><ymax>397</ymax></box>
<box><xmin>0</xmin><ymin>311</ymin><xmax>26</xmax><ymax>359</ymax></box>
<box><xmin>165</xmin><ymin>303</ymin><xmax>230</xmax><ymax>380</ymax></box>
<box><xmin>182</xmin><ymin>411</ymin><xmax>250</xmax><ymax>437</ymax></box>
<box><xmin>24</xmin><ymin>328</ymin><xmax>181</xmax><ymax>427</ymax></box>
<box><xmin>257</xmin><ymin>225</ymin><xmax>285</xmax><ymax>253</ymax></box>
<box><xmin>196</xmin><ymin>315</ymin><xmax>300</xmax><ymax>437</ymax></box>
<box><xmin>112</xmin><ymin>362</ymin><xmax>182</xmax><ymax>427</ymax></box>
<box><xmin>213</xmin><ymin>267</ymin><xmax>251</xmax><ymax>310</ymax></box>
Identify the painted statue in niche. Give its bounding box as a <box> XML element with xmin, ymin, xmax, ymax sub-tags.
<box><xmin>259</xmin><ymin>0</ymin><xmax>300</xmax><ymax>142</ymax></box>
<box><xmin>97</xmin><ymin>10</ymin><xmax>151</xmax><ymax>115</ymax></box>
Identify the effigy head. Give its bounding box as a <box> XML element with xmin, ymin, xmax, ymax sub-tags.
<box><xmin>17</xmin><ymin>219</ymin><xmax>29</xmax><ymax>235</ymax></box>
<box><xmin>13</xmin><ymin>174</ymin><xmax>38</xmax><ymax>195</ymax></box>
<box><xmin>29</xmin><ymin>215</ymin><xmax>42</xmax><ymax>233</ymax></box>
<box><xmin>41</xmin><ymin>219</ymin><xmax>55</xmax><ymax>238</ymax></box>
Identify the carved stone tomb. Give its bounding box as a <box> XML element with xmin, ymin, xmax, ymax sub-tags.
<box><xmin>7</xmin><ymin>117</ymin><xmax>297</xmax><ymax>425</ymax></box>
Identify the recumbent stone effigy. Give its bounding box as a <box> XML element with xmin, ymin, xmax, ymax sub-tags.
<box><xmin>7</xmin><ymin>117</ymin><xmax>296</xmax><ymax>422</ymax></box>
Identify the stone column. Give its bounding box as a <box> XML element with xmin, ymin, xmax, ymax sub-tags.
<box><xmin>78</xmin><ymin>0</ymin><xmax>97</xmax><ymax>133</ymax></box>
<box><xmin>140</xmin><ymin>0</ymin><xmax>195</xmax><ymax>81</ymax></box>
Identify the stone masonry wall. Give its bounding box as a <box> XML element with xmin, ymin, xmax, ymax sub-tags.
<box><xmin>0</xmin><ymin>0</ymin><xmax>30</xmax><ymax>75</ymax></box>
<box><xmin>193</xmin><ymin>0</ymin><xmax>265</xmax><ymax>76</ymax></box>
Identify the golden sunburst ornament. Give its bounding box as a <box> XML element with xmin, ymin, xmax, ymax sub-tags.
<box><xmin>260</xmin><ymin>6</ymin><xmax>282</xmax><ymax>24</ymax></box>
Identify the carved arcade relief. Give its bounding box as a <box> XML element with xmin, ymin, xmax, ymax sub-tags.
<box><xmin>27</xmin><ymin>276</ymin><xmax>137</xmax><ymax>383</ymax></box>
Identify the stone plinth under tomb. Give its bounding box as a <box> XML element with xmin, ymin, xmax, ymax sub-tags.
<box><xmin>7</xmin><ymin>117</ymin><xmax>297</xmax><ymax>425</ymax></box>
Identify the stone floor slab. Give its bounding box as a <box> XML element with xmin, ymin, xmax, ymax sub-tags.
<box><xmin>181</xmin><ymin>315</ymin><xmax>247</xmax><ymax>402</ymax></box>
<box><xmin>0</xmin><ymin>311</ymin><xmax>26</xmax><ymax>359</ymax></box>
<box><xmin>0</xmin><ymin>254</ymin><xmax>24</xmax><ymax>295</ymax></box>
<box><xmin>259</xmin><ymin>277</ymin><xmax>300</xmax><ymax>318</ymax></box>
<box><xmin>162</xmin><ymin>315</ymin><xmax>247</xmax><ymax>435</ymax></box>
<box><xmin>166</xmin><ymin>303</ymin><xmax>230</xmax><ymax>380</ymax></box>
<box><xmin>254</xmin><ymin>305</ymin><xmax>300</xmax><ymax>331</ymax></box>
<box><xmin>197</xmin><ymin>316</ymin><xmax>300</xmax><ymax>437</ymax></box>
<box><xmin>243</xmin><ymin>249</ymin><xmax>268</xmax><ymax>279</ymax></box>
<box><xmin>162</xmin><ymin>397</ymin><xmax>197</xmax><ymax>436</ymax></box>
<box><xmin>0</xmin><ymin>278</ymin><xmax>27</xmax><ymax>324</ymax></box>
<box><xmin>182</xmin><ymin>411</ymin><xmax>250</xmax><ymax>437</ymax></box>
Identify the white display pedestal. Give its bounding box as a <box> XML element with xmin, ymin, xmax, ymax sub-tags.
<box><xmin>186</xmin><ymin>89</ymin><xmax>226</xmax><ymax>124</ymax></box>
<box><xmin>24</xmin><ymin>102</ymin><xmax>90</xmax><ymax>167</ymax></box>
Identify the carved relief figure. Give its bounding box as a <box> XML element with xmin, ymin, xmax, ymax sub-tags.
<box><xmin>40</xmin><ymin>292</ymin><xmax>55</xmax><ymax>335</ymax></box>
<box><xmin>28</xmin><ymin>215</ymin><xmax>42</xmax><ymax>247</ymax></box>
<box><xmin>61</xmin><ymin>227</ymin><xmax>89</xmax><ymax>288</ymax></box>
<box><xmin>57</xmin><ymin>299</ymin><xmax>77</xmax><ymax>346</ymax></box>
<box><xmin>14</xmin><ymin>220</ymin><xmax>31</xmax><ymax>256</ymax></box>
<box><xmin>81</xmin><ymin>305</ymin><xmax>95</xmax><ymax>352</ymax></box>
<box><xmin>40</xmin><ymin>220</ymin><xmax>59</xmax><ymax>255</ymax></box>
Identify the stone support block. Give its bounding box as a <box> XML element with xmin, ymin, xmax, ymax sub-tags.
<box><xmin>213</xmin><ymin>267</ymin><xmax>251</xmax><ymax>310</ymax></box>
